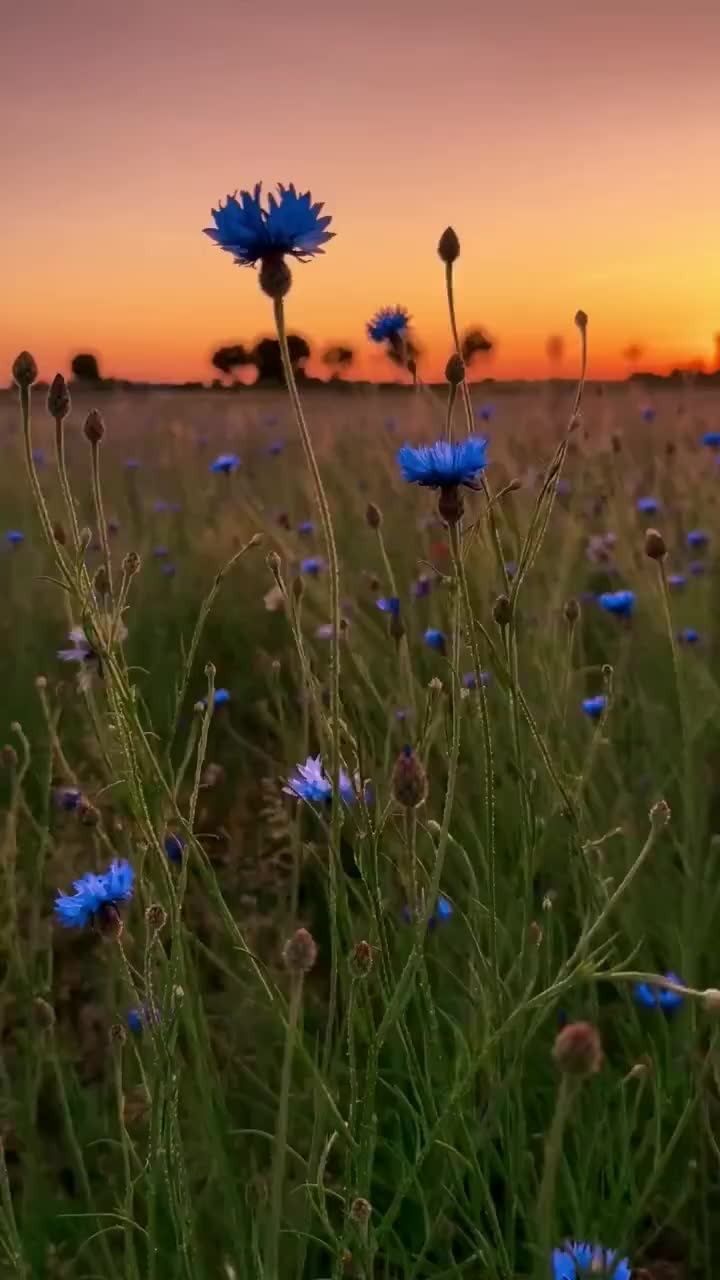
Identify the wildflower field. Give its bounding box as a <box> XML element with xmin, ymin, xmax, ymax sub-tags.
<box><xmin>3</xmin><ymin>197</ymin><xmax>720</xmax><ymax>1280</ymax></box>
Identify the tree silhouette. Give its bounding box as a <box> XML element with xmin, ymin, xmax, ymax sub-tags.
<box><xmin>460</xmin><ymin>327</ymin><xmax>494</xmax><ymax>367</ymax></box>
<box><xmin>211</xmin><ymin>344</ymin><xmax>250</xmax><ymax>383</ymax></box>
<box><xmin>322</xmin><ymin>345</ymin><xmax>355</xmax><ymax>379</ymax></box>
<box><xmin>71</xmin><ymin>352</ymin><xmax>101</xmax><ymax>382</ymax></box>
<box><xmin>251</xmin><ymin>335</ymin><xmax>311</xmax><ymax>384</ymax></box>
<box><xmin>545</xmin><ymin>335</ymin><xmax>565</xmax><ymax>364</ymax></box>
<box><xmin>622</xmin><ymin>343</ymin><xmax>644</xmax><ymax>366</ymax></box>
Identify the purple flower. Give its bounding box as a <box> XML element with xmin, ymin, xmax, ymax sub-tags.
<box><xmin>376</xmin><ymin>597</ymin><xmax>400</xmax><ymax>614</ymax></box>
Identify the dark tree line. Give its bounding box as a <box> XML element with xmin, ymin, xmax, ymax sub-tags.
<box><xmin>210</xmin><ymin>337</ymin><xmax>354</xmax><ymax>385</ymax></box>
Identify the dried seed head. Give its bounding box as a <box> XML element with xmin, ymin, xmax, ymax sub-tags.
<box><xmin>2</xmin><ymin>745</ymin><xmax>18</xmax><ymax>769</ymax></box>
<box><xmin>259</xmin><ymin>255</ymin><xmax>292</xmax><ymax>299</ymax></box>
<box><xmin>437</xmin><ymin>226</ymin><xmax>460</xmax><ymax>264</ymax></box>
<box><xmin>365</xmin><ymin>502</ymin><xmax>382</xmax><ymax>529</ymax></box>
<box><xmin>83</xmin><ymin>409</ymin><xmax>105</xmax><ymax>444</ymax></box>
<box><xmin>649</xmin><ymin>798</ymin><xmax>671</xmax><ymax>831</ymax></box>
<box><xmin>12</xmin><ymin>351</ymin><xmax>38</xmax><ymax>388</ymax></box>
<box><xmin>282</xmin><ymin>927</ymin><xmax>318</xmax><ymax>974</ymax></box>
<box><xmin>563</xmin><ymin>597</ymin><xmax>580</xmax><ymax>624</ymax></box>
<box><xmin>145</xmin><ymin>903</ymin><xmax>167</xmax><ymax>932</ymax></box>
<box><xmin>391</xmin><ymin>746</ymin><xmax>428</xmax><ymax>809</ymax></box>
<box><xmin>552</xmin><ymin>1021</ymin><xmax>603</xmax><ymax>1077</ymax></box>
<box><xmin>53</xmin><ymin>520</ymin><xmax>67</xmax><ymax>546</ymax></box>
<box><xmin>109</xmin><ymin>1023</ymin><xmax>127</xmax><ymax>1046</ymax></box>
<box><xmin>122</xmin><ymin>551</ymin><xmax>141</xmax><ymax>577</ymax></box>
<box><xmin>350</xmin><ymin>1197</ymin><xmax>372</xmax><ymax>1227</ymax></box>
<box><xmin>350</xmin><ymin>940</ymin><xmax>374</xmax><ymax>979</ymax></box>
<box><xmin>645</xmin><ymin>528</ymin><xmax>666</xmax><ymax>560</ymax></box>
<box><xmin>493</xmin><ymin>593</ymin><xmax>512</xmax><ymax>627</ymax></box>
<box><xmin>47</xmin><ymin>373</ymin><xmax>71</xmax><ymax>420</ymax></box>
<box><xmin>33</xmin><ymin>996</ymin><xmax>56</xmax><ymax>1030</ymax></box>
<box><xmin>445</xmin><ymin>353</ymin><xmax>465</xmax><ymax>385</ymax></box>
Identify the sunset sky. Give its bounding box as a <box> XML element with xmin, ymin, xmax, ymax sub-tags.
<box><xmin>2</xmin><ymin>0</ymin><xmax>719</xmax><ymax>384</ymax></box>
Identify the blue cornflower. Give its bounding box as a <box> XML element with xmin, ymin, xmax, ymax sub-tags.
<box><xmin>283</xmin><ymin>756</ymin><xmax>356</xmax><ymax>804</ymax></box>
<box><xmin>210</xmin><ymin>453</ymin><xmax>240</xmax><ymax>474</ymax></box>
<box><xmin>702</xmin><ymin>431</ymin><xmax>720</xmax><ymax>447</ymax></box>
<box><xmin>204</xmin><ymin>183</ymin><xmax>333</xmax><ymax>266</ymax></box>
<box><xmin>268</xmin><ymin>441</ymin><xmax>284</xmax><ymax>456</ymax></box>
<box><xmin>58</xmin><ymin>626</ymin><xmax>96</xmax><ymax>666</ymax></box>
<box><xmin>164</xmin><ymin>833</ymin><xmax>184</xmax><ymax>864</ymax></box>
<box><xmin>462</xmin><ymin>671</ymin><xmax>490</xmax><ymax>689</ymax></box>
<box><xmin>679</xmin><ymin>627</ymin><xmax>700</xmax><ymax>644</ymax></box>
<box><xmin>687</xmin><ymin>529</ymin><xmax>709</xmax><ymax>548</ymax></box>
<box><xmin>634</xmin><ymin>971</ymin><xmax>685</xmax><ymax>1011</ymax></box>
<box><xmin>161</xmin><ymin>563</ymin><xmax>176</xmax><ymax>578</ymax></box>
<box><xmin>315</xmin><ymin>623</ymin><xmax>335</xmax><ymax>639</ymax></box>
<box><xmin>154</xmin><ymin>501</ymin><xmax>169</xmax><ymax>513</ymax></box>
<box><xmin>668</xmin><ymin>573</ymin><xmax>686</xmax><ymax>589</ymax></box>
<box><xmin>54</xmin><ymin>787</ymin><xmax>83</xmax><ymax>812</ymax></box>
<box><xmin>582</xmin><ymin>695</ymin><xmax>607</xmax><ymax>719</ymax></box>
<box><xmin>125</xmin><ymin>458</ymin><xmax>141</xmax><ymax>470</ymax></box>
<box><xmin>367</xmin><ymin>306</ymin><xmax>410</xmax><ymax>344</ymax></box>
<box><xmin>298</xmin><ymin>520</ymin><xmax>314</xmax><ymax>535</ymax></box>
<box><xmin>555</xmin><ymin>478</ymin><xmax>571</xmax><ymax>497</ymax></box>
<box><xmin>398</xmin><ymin>437</ymin><xmax>488</xmax><ymax>489</ymax></box>
<box><xmin>641</xmin><ymin>406</ymin><xmax>656</xmax><ymax>423</ymax></box>
<box><xmin>424</xmin><ymin>628</ymin><xmax>446</xmax><ymax>653</ymax></box>
<box><xmin>301</xmin><ymin>557</ymin><xmax>324</xmax><ymax>576</ymax></box>
<box><xmin>551</xmin><ymin>1241</ymin><xmax>630</xmax><ymax>1280</ymax></box>
<box><xmin>636</xmin><ymin>496</ymin><xmax>658</xmax><ymax>514</ymax></box>
<box><xmin>153</xmin><ymin>546</ymin><xmax>169</xmax><ymax>558</ymax></box>
<box><xmin>376</xmin><ymin>597</ymin><xmax>400</xmax><ymax>614</ymax></box>
<box><xmin>435</xmin><ymin>896</ymin><xmax>453</xmax><ymax>922</ymax></box>
<box><xmin>55</xmin><ymin>858</ymin><xmax>134</xmax><ymax>930</ymax></box>
<box><xmin>413</xmin><ymin>575</ymin><xmax>432</xmax><ymax>598</ymax></box>
<box><xmin>476</xmin><ymin>403</ymin><xmax>494</xmax><ymax>421</ymax></box>
<box><xmin>689</xmin><ymin>560</ymin><xmax>707</xmax><ymax>576</ymax></box>
<box><xmin>128</xmin><ymin>1003</ymin><xmax>161</xmax><ymax>1035</ymax></box>
<box><xmin>6</xmin><ymin>530</ymin><xmax>24</xmax><ymax>545</ymax></box>
<box><xmin>599</xmin><ymin>589</ymin><xmax>635</xmax><ymax>617</ymax></box>
<box><xmin>32</xmin><ymin>448</ymin><xmax>45</xmax><ymax>466</ymax></box>
<box><xmin>210</xmin><ymin>688</ymin><xmax>230</xmax><ymax>707</ymax></box>
<box><xmin>402</xmin><ymin>897</ymin><xmax>454</xmax><ymax>929</ymax></box>
<box><xmin>505</xmin><ymin>560</ymin><xmax>518</xmax><ymax>579</ymax></box>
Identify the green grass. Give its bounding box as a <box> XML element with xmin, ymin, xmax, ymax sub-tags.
<box><xmin>0</xmin><ymin>365</ymin><xmax>719</xmax><ymax>1280</ymax></box>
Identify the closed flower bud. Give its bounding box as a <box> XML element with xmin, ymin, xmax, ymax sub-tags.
<box><xmin>493</xmin><ymin>594</ymin><xmax>512</xmax><ymax>627</ymax></box>
<box><xmin>47</xmin><ymin>373</ymin><xmax>71</xmax><ymax>420</ymax></box>
<box><xmin>350</xmin><ymin>940</ymin><xmax>374</xmax><ymax>978</ymax></box>
<box><xmin>445</xmin><ymin>353</ymin><xmax>465</xmax><ymax>385</ymax></box>
<box><xmin>702</xmin><ymin>988</ymin><xmax>720</xmax><ymax>1013</ymax></box>
<box><xmin>365</xmin><ymin>502</ymin><xmax>382</xmax><ymax>529</ymax></box>
<box><xmin>437</xmin><ymin>226</ymin><xmax>460</xmax><ymax>264</ymax></box>
<box><xmin>350</xmin><ymin>1197</ymin><xmax>372</xmax><ymax>1227</ymax></box>
<box><xmin>392</xmin><ymin>746</ymin><xmax>428</xmax><ymax>809</ymax></box>
<box><xmin>122</xmin><ymin>551</ymin><xmax>141</xmax><ymax>577</ymax></box>
<box><xmin>109</xmin><ymin>1023</ymin><xmax>127</xmax><ymax>1046</ymax></box>
<box><xmin>282</xmin><ymin>927</ymin><xmax>318</xmax><ymax>974</ymax></box>
<box><xmin>2</xmin><ymin>745</ymin><xmax>18</xmax><ymax>769</ymax></box>
<box><xmin>574</xmin><ymin>310</ymin><xmax>588</xmax><ymax>331</ymax></box>
<box><xmin>552</xmin><ymin>1021</ymin><xmax>603</xmax><ymax>1076</ymax></box>
<box><xmin>53</xmin><ymin>521</ymin><xmax>67</xmax><ymax>546</ymax></box>
<box><xmin>259</xmin><ymin>256</ymin><xmax>292</xmax><ymax>299</ymax></box>
<box><xmin>83</xmin><ymin>409</ymin><xmax>105</xmax><ymax>444</ymax></box>
<box><xmin>563</xmin><ymin>597</ymin><xmax>580</xmax><ymax>624</ymax></box>
<box><xmin>94</xmin><ymin>566</ymin><xmax>110</xmax><ymax>596</ymax></box>
<box><xmin>645</xmin><ymin>528</ymin><xmax>666</xmax><ymax>560</ymax></box>
<box><xmin>145</xmin><ymin>903</ymin><xmax>167</xmax><ymax>932</ymax></box>
<box><xmin>12</xmin><ymin>351</ymin><xmax>38</xmax><ymax>388</ymax></box>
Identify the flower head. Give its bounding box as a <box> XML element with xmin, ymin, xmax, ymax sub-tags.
<box><xmin>599</xmin><ymin>589</ymin><xmax>635</xmax><ymax>617</ymax></box>
<box><xmin>210</xmin><ymin>453</ymin><xmax>240</xmax><ymax>474</ymax></box>
<box><xmin>283</xmin><ymin>755</ymin><xmax>357</xmax><ymax>805</ymax></box>
<box><xmin>413</xmin><ymin>574</ymin><xmax>432</xmax><ymax>598</ymax></box>
<box><xmin>204</xmin><ymin>183</ymin><xmax>333</xmax><ymax>266</ymax></box>
<box><xmin>164</xmin><ymin>833</ymin><xmax>184</xmax><ymax>864</ymax></box>
<box><xmin>54</xmin><ymin>786</ymin><xmax>83</xmax><ymax>812</ymax></box>
<box><xmin>6</xmin><ymin>530</ymin><xmax>24</xmax><ymax>546</ymax></box>
<box><xmin>462</xmin><ymin>671</ymin><xmax>490</xmax><ymax>689</ymax></box>
<box><xmin>702</xmin><ymin>431</ymin><xmax>720</xmax><ymax>447</ymax></box>
<box><xmin>424</xmin><ymin>628</ymin><xmax>446</xmax><ymax>654</ymax></box>
<box><xmin>55</xmin><ymin>858</ymin><xmax>134</xmax><ymax>930</ymax></box>
<box><xmin>636</xmin><ymin>496</ymin><xmax>659</xmax><ymax>514</ymax></box>
<box><xmin>551</xmin><ymin>1241</ymin><xmax>630</xmax><ymax>1280</ymax></box>
<box><xmin>679</xmin><ymin>627</ymin><xmax>700</xmax><ymax>644</ymax></box>
<box><xmin>398</xmin><ymin>437</ymin><xmax>488</xmax><ymax>489</ymax></box>
<box><xmin>367</xmin><ymin>306</ymin><xmax>410</xmax><ymax>344</ymax></box>
<box><xmin>58</xmin><ymin>626</ymin><xmax>96</xmax><ymax>666</ymax></box>
<box><xmin>668</xmin><ymin>573</ymin><xmax>686</xmax><ymax>589</ymax></box>
<box><xmin>687</xmin><ymin>529</ymin><xmax>709</xmax><ymax>549</ymax></box>
<box><xmin>582</xmin><ymin>695</ymin><xmax>607</xmax><ymax>719</ymax></box>
<box><xmin>301</xmin><ymin>556</ymin><xmax>324</xmax><ymax>576</ymax></box>
<box><xmin>127</xmin><ymin>1003</ymin><xmax>161</xmax><ymax>1035</ymax></box>
<box><xmin>207</xmin><ymin>688</ymin><xmax>230</xmax><ymax>708</ymax></box>
<box><xmin>298</xmin><ymin>520</ymin><xmax>314</xmax><ymax>535</ymax></box>
<box><xmin>641</xmin><ymin>406</ymin><xmax>656</xmax><ymax>422</ymax></box>
<box><xmin>634</xmin><ymin>971</ymin><xmax>685</xmax><ymax>1011</ymax></box>
<box><xmin>376</xmin><ymin>596</ymin><xmax>400</xmax><ymax>615</ymax></box>
<box><xmin>476</xmin><ymin>403</ymin><xmax>494</xmax><ymax>421</ymax></box>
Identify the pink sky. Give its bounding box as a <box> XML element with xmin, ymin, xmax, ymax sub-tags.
<box><xmin>2</xmin><ymin>0</ymin><xmax>719</xmax><ymax>383</ymax></box>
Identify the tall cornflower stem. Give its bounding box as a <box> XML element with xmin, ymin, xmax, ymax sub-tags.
<box><xmin>53</xmin><ymin>415</ymin><xmax>83</xmax><ymax>552</ymax></box>
<box><xmin>0</xmin><ymin>1140</ymin><xmax>28</xmax><ymax>1279</ymax></box>
<box><xmin>372</xmin><ymin>526</ymin><xmax>416</xmax><ymax>719</ymax></box>
<box><xmin>273</xmin><ymin>295</ymin><xmax>342</xmax><ymax>1066</ymax></box>
<box><xmin>265</xmin><ymin>973</ymin><xmax>304</xmax><ymax>1280</ymax></box>
<box><xmin>443</xmin><ymin>260</ymin><xmax>509</xmax><ymax>594</ymax></box>
<box><xmin>535</xmin><ymin>1075</ymin><xmax>577</xmax><ymax>1275</ymax></box>
<box><xmin>444</xmin><ymin>380</ymin><xmax>458</xmax><ymax>443</ymax></box>
<box><xmin>112</xmin><ymin>1046</ymin><xmax>141</xmax><ymax>1280</ymax></box>
<box><xmin>449</xmin><ymin>522</ymin><xmax>498</xmax><ymax>986</ymax></box>
<box><xmin>89</xmin><ymin>438</ymin><xmax>114</xmax><ymax>601</ymax></box>
<box><xmin>18</xmin><ymin>386</ymin><xmax>73</xmax><ymax>590</ymax></box>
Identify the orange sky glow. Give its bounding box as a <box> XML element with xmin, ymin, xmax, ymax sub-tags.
<box><xmin>2</xmin><ymin>0</ymin><xmax>719</xmax><ymax>385</ymax></box>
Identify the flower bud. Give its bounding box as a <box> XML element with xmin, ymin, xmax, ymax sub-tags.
<box><xmin>645</xmin><ymin>528</ymin><xmax>666</xmax><ymax>560</ymax></box>
<box><xmin>391</xmin><ymin>746</ymin><xmax>428</xmax><ymax>809</ymax></box>
<box><xmin>83</xmin><ymin>409</ymin><xmax>105</xmax><ymax>444</ymax></box>
<box><xmin>109</xmin><ymin>1023</ymin><xmax>127</xmax><ymax>1046</ymax></box>
<box><xmin>445</xmin><ymin>353</ymin><xmax>465</xmax><ymax>385</ymax></box>
<box><xmin>649</xmin><ymin>798</ymin><xmax>670</xmax><ymax>830</ymax></box>
<box><xmin>563</xmin><ymin>597</ymin><xmax>580</xmax><ymax>624</ymax></box>
<box><xmin>259</xmin><ymin>256</ymin><xmax>292</xmax><ymax>299</ymax></box>
<box><xmin>145</xmin><ymin>903</ymin><xmax>167</xmax><ymax>932</ymax></box>
<box><xmin>349</xmin><ymin>1197</ymin><xmax>372</xmax><ymax>1228</ymax></box>
<box><xmin>493</xmin><ymin>594</ymin><xmax>512</xmax><ymax>627</ymax></box>
<box><xmin>365</xmin><ymin>502</ymin><xmax>382</xmax><ymax>529</ymax></box>
<box><xmin>122</xmin><ymin>551</ymin><xmax>141</xmax><ymax>577</ymax></box>
<box><xmin>437</xmin><ymin>227</ymin><xmax>460</xmax><ymax>264</ymax></box>
<box><xmin>53</xmin><ymin>521</ymin><xmax>67</xmax><ymax>546</ymax></box>
<box><xmin>282</xmin><ymin>927</ymin><xmax>318</xmax><ymax>974</ymax></box>
<box><xmin>47</xmin><ymin>373</ymin><xmax>71</xmax><ymax>420</ymax></box>
<box><xmin>702</xmin><ymin>988</ymin><xmax>720</xmax><ymax>1013</ymax></box>
<box><xmin>12</xmin><ymin>351</ymin><xmax>38</xmax><ymax>388</ymax></box>
<box><xmin>574</xmin><ymin>310</ymin><xmax>588</xmax><ymax>331</ymax></box>
<box><xmin>552</xmin><ymin>1021</ymin><xmax>603</xmax><ymax>1077</ymax></box>
<box><xmin>350</xmin><ymin>940</ymin><xmax>374</xmax><ymax>979</ymax></box>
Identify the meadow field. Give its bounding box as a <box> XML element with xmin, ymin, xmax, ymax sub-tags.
<box><xmin>1</xmin><ymin>370</ymin><xmax>720</xmax><ymax>1280</ymax></box>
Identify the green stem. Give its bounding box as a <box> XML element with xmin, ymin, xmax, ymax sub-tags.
<box><xmin>265</xmin><ymin>975</ymin><xmax>303</xmax><ymax>1280</ymax></box>
<box><xmin>536</xmin><ymin>1075</ymin><xmax>577</xmax><ymax>1274</ymax></box>
<box><xmin>90</xmin><ymin>439</ymin><xmax>114</xmax><ymax>600</ymax></box>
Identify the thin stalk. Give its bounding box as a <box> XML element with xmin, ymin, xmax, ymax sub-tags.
<box><xmin>535</xmin><ymin>1075</ymin><xmax>577</xmax><ymax>1275</ymax></box>
<box><xmin>90</xmin><ymin>439</ymin><xmax>114</xmax><ymax>600</ymax></box>
<box><xmin>265</xmin><ymin>975</ymin><xmax>304</xmax><ymax>1280</ymax></box>
<box><xmin>54</xmin><ymin>415</ymin><xmax>83</xmax><ymax>551</ymax></box>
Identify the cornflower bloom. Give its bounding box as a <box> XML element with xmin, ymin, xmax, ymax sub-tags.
<box><xmin>634</xmin><ymin>971</ymin><xmax>685</xmax><ymax>1011</ymax></box>
<box><xmin>55</xmin><ymin>859</ymin><xmax>134</xmax><ymax>930</ymax></box>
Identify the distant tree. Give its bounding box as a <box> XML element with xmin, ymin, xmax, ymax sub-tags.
<box><xmin>622</xmin><ymin>343</ymin><xmax>644</xmax><ymax>366</ymax></box>
<box><xmin>251</xmin><ymin>335</ymin><xmax>311</xmax><ymax>384</ymax></box>
<box><xmin>461</xmin><ymin>326</ymin><xmax>494</xmax><ymax>367</ymax></box>
<box><xmin>71</xmin><ymin>352</ymin><xmax>101</xmax><ymax>382</ymax></box>
<box><xmin>545</xmin><ymin>334</ymin><xmax>565</xmax><ymax>364</ymax></box>
<box><xmin>322</xmin><ymin>345</ymin><xmax>355</xmax><ymax>379</ymax></box>
<box><xmin>211</xmin><ymin>343</ymin><xmax>250</xmax><ymax>383</ymax></box>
